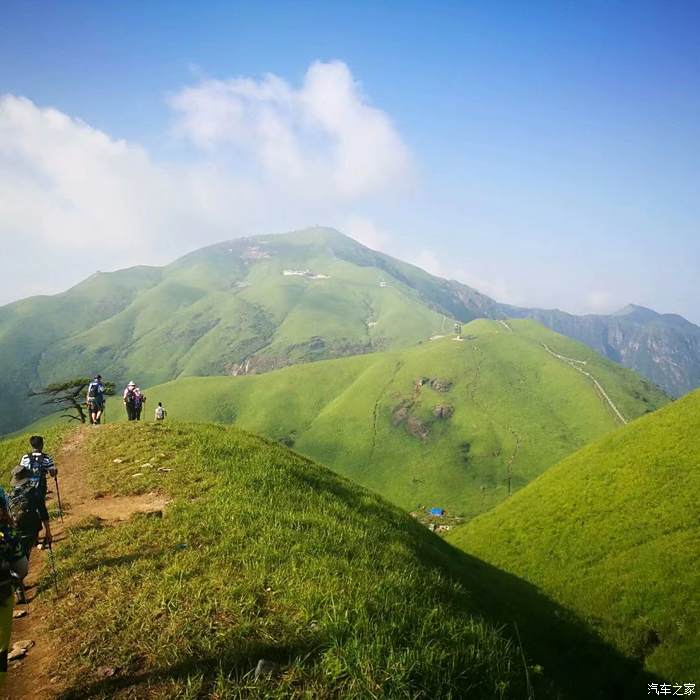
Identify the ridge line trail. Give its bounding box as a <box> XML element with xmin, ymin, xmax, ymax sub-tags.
<box><xmin>2</xmin><ymin>427</ymin><xmax>169</xmax><ymax>700</ymax></box>
<box><xmin>541</xmin><ymin>343</ymin><xmax>628</xmax><ymax>425</ymax></box>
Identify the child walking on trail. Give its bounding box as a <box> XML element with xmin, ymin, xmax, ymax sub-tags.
<box><xmin>155</xmin><ymin>402</ymin><xmax>167</xmax><ymax>421</ymax></box>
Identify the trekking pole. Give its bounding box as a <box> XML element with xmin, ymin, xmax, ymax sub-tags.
<box><xmin>45</xmin><ymin>541</ymin><xmax>59</xmax><ymax>596</ymax></box>
<box><xmin>19</xmin><ymin>580</ymin><xmax>29</xmax><ymax>614</ymax></box>
<box><xmin>53</xmin><ymin>474</ymin><xmax>64</xmax><ymax>522</ymax></box>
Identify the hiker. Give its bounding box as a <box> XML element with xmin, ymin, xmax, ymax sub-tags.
<box><xmin>86</xmin><ymin>373</ymin><xmax>106</xmax><ymax>424</ymax></box>
<box><xmin>8</xmin><ymin>465</ymin><xmax>51</xmax><ymax>603</ymax></box>
<box><xmin>134</xmin><ymin>386</ymin><xmax>146</xmax><ymax>421</ymax></box>
<box><xmin>19</xmin><ymin>436</ymin><xmax>57</xmax><ymax>503</ymax></box>
<box><xmin>0</xmin><ymin>487</ymin><xmax>29</xmax><ymax>684</ymax></box>
<box><xmin>154</xmin><ymin>401</ymin><xmax>167</xmax><ymax>421</ymax></box>
<box><xmin>123</xmin><ymin>381</ymin><xmax>138</xmax><ymax>421</ymax></box>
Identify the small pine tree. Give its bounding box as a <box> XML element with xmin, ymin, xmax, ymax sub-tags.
<box><xmin>29</xmin><ymin>377</ymin><xmax>115</xmax><ymax>423</ymax></box>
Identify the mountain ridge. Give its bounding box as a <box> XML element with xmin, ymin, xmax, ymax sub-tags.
<box><xmin>0</xmin><ymin>226</ymin><xmax>695</xmax><ymax>433</ymax></box>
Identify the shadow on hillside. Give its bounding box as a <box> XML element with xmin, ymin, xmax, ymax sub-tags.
<box><xmin>288</xmin><ymin>469</ymin><xmax>662</xmax><ymax>699</ymax></box>
<box><xmin>429</xmin><ymin>535</ymin><xmax>662</xmax><ymax>700</ymax></box>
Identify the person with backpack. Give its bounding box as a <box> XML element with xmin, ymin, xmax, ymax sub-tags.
<box><xmin>154</xmin><ymin>402</ymin><xmax>167</xmax><ymax>421</ymax></box>
<box><xmin>134</xmin><ymin>386</ymin><xmax>146</xmax><ymax>421</ymax></box>
<box><xmin>8</xmin><ymin>465</ymin><xmax>51</xmax><ymax>604</ymax></box>
<box><xmin>0</xmin><ymin>487</ymin><xmax>29</xmax><ymax>684</ymax></box>
<box><xmin>123</xmin><ymin>381</ymin><xmax>138</xmax><ymax>421</ymax></box>
<box><xmin>19</xmin><ymin>436</ymin><xmax>57</xmax><ymax>503</ymax></box>
<box><xmin>86</xmin><ymin>374</ymin><xmax>106</xmax><ymax>425</ymax></box>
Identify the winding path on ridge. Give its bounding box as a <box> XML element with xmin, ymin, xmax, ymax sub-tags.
<box><xmin>1</xmin><ymin>427</ymin><xmax>169</xmax><ymax>700</ymax></box>
<box><xmin>541</xmin><ymin>343</ymin><xmax>628</xmax><ymax>425</ymax></box>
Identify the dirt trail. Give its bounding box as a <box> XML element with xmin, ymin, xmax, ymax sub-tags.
<box><xmin>541</xmin><ymin>343</ymin><xmax>628</xmax><ymax>425</ymax></box>
<box><xmin>1</xmin><ymin>427</ymin><xmax>169</xmax><ymax>700</ymax></box>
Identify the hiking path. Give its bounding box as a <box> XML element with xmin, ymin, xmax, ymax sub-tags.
<box><xmin>1</xmin><ymin>427</ymin><xmax>168</xmax><ymax>700</ymax></box>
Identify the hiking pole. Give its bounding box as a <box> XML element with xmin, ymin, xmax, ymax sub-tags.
<box><xmin>53</xmin><ymin>474</ymin><xmax>64</xmax><ymax>522</ymax></box>
<box><xmin>45</xmin><ymin>540</ymin><xmax>59</xmax><ymax>596</ymax></box>
<box><xmin>19</xmin><ymin>580</ymin><xmax>29</xmax><ymax>614</ymax></box>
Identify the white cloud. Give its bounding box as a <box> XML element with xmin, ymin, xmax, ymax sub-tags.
<box><xmin>0</xmin><ymin>61</ymin><xmax>413</xmax><ymax>304</ymax></box>
<box><xmin>170</xmin><ymin>60</ymin><xmax>413</xmax><ymax>200</ymax></box>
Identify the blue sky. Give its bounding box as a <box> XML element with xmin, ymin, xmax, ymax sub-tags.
<box><xmin>1</xmin><ymin>0</ymin><xmax>699</xmax><ymax>321</ymax></box>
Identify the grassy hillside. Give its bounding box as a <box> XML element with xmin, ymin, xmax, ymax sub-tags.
<box><xmin>2</xmin><ymin>423</ymin><xmax>657</xmax><ymax>698</ymax></box>
<box><xmin>134</xmin><ymin>319</ymin><xmax>667</xmax><ymax>518</ymax></box>
<box><xmin>449</xmin><ymin>389</ymin><xmax>700</xmax><ymax>680</ymax></box>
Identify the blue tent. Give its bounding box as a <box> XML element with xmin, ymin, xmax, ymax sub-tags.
<box><xmin>429</xmin><ymin>507</ymin><xmax>445</xmax><ymax>516</ymax></box>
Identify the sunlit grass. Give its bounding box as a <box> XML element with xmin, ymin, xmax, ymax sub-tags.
<box><xmin>450</xmin><ymin>389</ymin><xmax>700</xmax><ymax>680</ymax></box>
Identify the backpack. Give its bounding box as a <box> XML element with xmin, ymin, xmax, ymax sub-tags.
<box><xmin>8</xmin><ymin>482</ymin><xmax>39</xmax><ymax>531</ymax></box>
<box><xmin>155</xmin><ymin>406</ymin><xmax>164</xmax><ymax>420</ymax></box>
<box><xmin>125</xmin><ymin>388</ymin><xmax>136</xmax><ymax>404</ymax></box>
<box><xmin>25</xmin><ymin>453</ymin><xmax>42</xmax><ymax>479</ymax></box>
<box><xmin>87</xmin><ymin>381</ymin><xmax>102</xmax><ymax>399</ymax></box>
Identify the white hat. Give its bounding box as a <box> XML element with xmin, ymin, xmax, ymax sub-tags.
<box><xmin>128</xmin><ymin>381</ymin><xmax>136</xmax><ymax>387</ymax></box>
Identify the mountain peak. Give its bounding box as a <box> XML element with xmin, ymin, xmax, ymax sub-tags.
<box><xmin>612</xmin><ymin>304</ymin><xmax>660</xmax><ymax>322</ymax></box>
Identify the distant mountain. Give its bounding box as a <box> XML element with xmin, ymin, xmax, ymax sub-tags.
<box><xmin>0</xmin><ymin>227</ymin><xmax>481</xmax><ymax>432</ymax></box>
<box><xmin>114</xmin><ymin>319</ymin><xmax>666</xmax><ymax>518</ymax></box>
<box><xmin>449</xmin><ymin>388</ymin><xmax>700</xmax><ymax>679</ymax></box>
<box><xmin>500</xmin><ymin>303</ymin><xmax>700</xmax><ymax>398</ymax></box>
<box><xmin>0</xmin><ymin>226</ymin><xmax>694</xmax><ymax>433</ymax></box>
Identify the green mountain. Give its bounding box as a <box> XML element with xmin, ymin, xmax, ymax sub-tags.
<box><xmin>129</xmin><ymin>319</ymin><xmax>666</xmax><ymax>518</ymax></box>
<box><xmin>448</xmin><ymin>388</ymin><xmax>700</xmax><ymax>680</ymax></box>
<box><xmin>0</xmin><ymin>226</ymin><xmax>694</xmax><ymax>435</ymax></box>
<box><xmin>0</xmin><ymin>422</ymin><xmax>657</xmax><ymax>698</ymax></box>
<box><xmin>0</xmin><ymin>227</ymin><xmax>497</xmax><ymax>434</ymax></box>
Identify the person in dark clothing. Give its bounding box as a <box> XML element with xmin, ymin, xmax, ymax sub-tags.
<box><xmin>19</xmin><ymin>435</ymin><xmax>57</xmax><ymax>503</ymax></box>
<box><xmin>134</xmin><ymin>387</ymin><xmax>146</xmax><ymax>421</ymax></box>
<box><xmin>123</xmin><ymin>381</ymin><xmax>138</xmax><ymax>421</ymax></box>
<box><xmin>9</xmin><ymin>465</ymin><xmax>52</xmax><ymax>560</ymax></box>
<box><xmin>86</xmin><ymin>374</ymin><xmax>106</xmax><ymax>424</ymax></box>
<box><xmin>0</xmin><ymin>487</ymin><xmax>28</xmax><ymax>683</ymax></box>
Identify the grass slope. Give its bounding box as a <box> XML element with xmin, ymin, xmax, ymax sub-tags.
<box><xmin>449</xmin><ymin>389</ymin><xmax>700</xmax><ymax>680</ymax></box>
<box><xmin>138</xmin><ymin>320</ymin><xmax>667</xmax><ymax>518</ymax></box>
<box><xmin>1</xmin><ymin>423</ymin><xmax>658</xmax><ymax>699</ymax></box>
